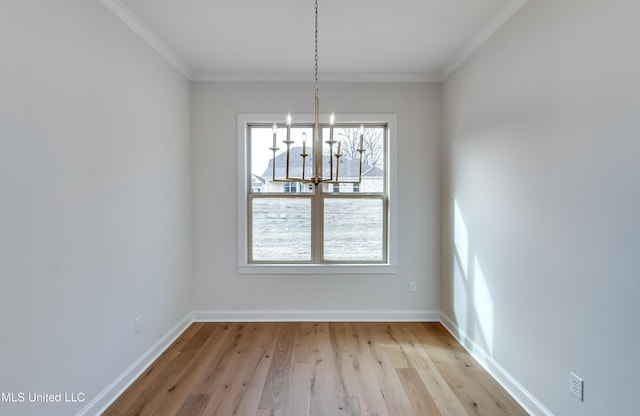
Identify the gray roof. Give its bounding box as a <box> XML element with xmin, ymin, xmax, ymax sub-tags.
<box><xmin>363</xmin><ymin>165</ymin><xmax>384</xmax><ymax>177</ymax></box>
<box><xmin>251</xmin><ymin>174</ymin><xmax>265</xmax><ymax>184</ymax></box>
<box><xmin>262</xmin><ymin>147</ymin><xmax>383</xmax><ymax>180</ymax></box>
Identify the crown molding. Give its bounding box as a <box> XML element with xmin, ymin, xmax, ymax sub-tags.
<box><xmin>440</xmin><ymin>0</ymin><xmax>528</xmax><ymax>80</ymax></box>
<box><xmin>191</xmin><ymin>70</ymin><xmax>441</xmax><ymax>83</ymax></box>
<box><xmin>99</xmin><ymin>0</ymin><xmax>193</xmax><ymax>79</ymax></box>
<box><xmin>100</xmin><ymin>0</ymin><xmax>528</xmax><ymax>84</ymax></box>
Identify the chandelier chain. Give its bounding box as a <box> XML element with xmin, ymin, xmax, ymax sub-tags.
<box><xmin>269</xmin><ymin>0</ymin><xmax>364</xmax><ymax>187</ymax></box>
<box><xmin>314</xmin><ymin>0</ymin><xmax>319</xmax><ymax>94</ymax></box>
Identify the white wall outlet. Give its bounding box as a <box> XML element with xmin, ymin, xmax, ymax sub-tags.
<box><xmin>569</xmin><ymin>372</ymin><xmax>583</xmax><ymax>401</ymax></box>
<box><xmin>409</xmin><ymin>281</ymin><xmax>417</xmax><ymax>292</ymax></box>
<box><xmin>134</xmin><ymin>316</ymin><xmax>143</xmax><ymax>335</ymax></box>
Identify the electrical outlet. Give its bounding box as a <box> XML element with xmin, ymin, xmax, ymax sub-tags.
<box><xmin>569</xmin><ymin>372</ymin><xmax>583</xmax><ymax>401</ymax></box>
<box><xmin>409</xmin><ymin>281</ymin><xmax>417</xmax><ymax>292</ymax></box>
<box><xmin>134</xmin><ymin>316</ymin><xmax>143</xmax><ymax>335</ymax></box>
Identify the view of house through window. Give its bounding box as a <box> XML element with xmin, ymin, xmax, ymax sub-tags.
<box><xmin>247</xmin><ymin>122</ymin><xmax>388</xmax><ymax>263</ymax></box>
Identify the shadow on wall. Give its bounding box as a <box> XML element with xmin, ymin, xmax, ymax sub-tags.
<box><xmin>452</xmin><ymin>199</ymin><xmax>494</xmax><ymax>355</ymax></box>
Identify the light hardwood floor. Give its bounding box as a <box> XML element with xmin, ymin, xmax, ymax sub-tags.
<box><xmin>103</xmin><ymin>322</ymin><xmax>527</xmax><ymax>416</ymax></box>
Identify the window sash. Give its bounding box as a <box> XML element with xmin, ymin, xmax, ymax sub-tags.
<box><xmin>248</xmin><ymin>192</ymin><xmax>387</xmax><ymax>264</ymax></box>
<box><xmin>320</xmin><ymin>194</ymin><xmax>387</xmax><ymax>263</ymax></box>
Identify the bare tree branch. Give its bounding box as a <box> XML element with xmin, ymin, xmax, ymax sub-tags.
<box><xmin>333</xmin><ymin>127</ymin><xmax>383</xmax><ymax>168</ymax></box>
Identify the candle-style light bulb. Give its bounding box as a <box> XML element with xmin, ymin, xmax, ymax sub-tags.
<box><xmin>337</xmin><ymin>140</ymin><xmax>341</xmax><ymax>155</ymax></box>
<box><xmin>359</xmin><ymin>124</ymin><xmax>364</xmax><ymax>149</ymax></box>
<box><xmin>329</xmin><ymin>113</ymin><xmax>335</xmax><ymax>142</ymax></box>
<box><xmin>302</xmin><ymin>132</ymin><xmax>307</xmax><ymax>153</ymax></box>
<box><xmin>286</xmin><ymin>113</ymin><xmax>291</xmax><ymax>141</ymax></box>
<box><xmin>272</xmin><ymin>123</ymin><xmax>277</xmax><ymax>148</ymax></box>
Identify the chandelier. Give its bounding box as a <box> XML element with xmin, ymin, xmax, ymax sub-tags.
<box><xmin>269</xmin><ymin>0</ymin><xmax>365</xmax><ymax>187</ymax></box>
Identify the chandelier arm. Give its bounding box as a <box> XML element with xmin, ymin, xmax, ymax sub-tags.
<box><xmin>285</xmin><ymin>143</ymin><xmax>291</xmax><ymax>179</ymax></box>
<box><xmin>272</xmin><ymin>151</ymin><xmax>276</xmax><ymax>180</ymax></box>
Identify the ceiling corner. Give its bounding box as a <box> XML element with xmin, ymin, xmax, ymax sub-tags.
<box><xmin>99</xmin><ymin>0</ymin><xmax>193</xmax><ymax>80</ymax></box>
<box><xmin>439</xmin><ymin>0</ymin><xmax>528</xmax><ymax>81</ymax></box>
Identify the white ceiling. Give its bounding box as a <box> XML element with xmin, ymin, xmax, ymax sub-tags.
<box><xmin>102</xmin><ymin>0</ymin><xmax>527</xmax><ymax>82</ymax></box>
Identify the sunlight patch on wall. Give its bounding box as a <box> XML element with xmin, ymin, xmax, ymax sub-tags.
<box><xmin>473</xmin><ymin>255</ymin><xmax>494</xmax><ymax>354</ymax></box>
<box><xmin>451</xmin><ymin>199</ymin><xmax>495</xmax><ymax>356</ymax></box>
<box><xmin>453</xmin><ymin>255</ymin><xmax>469</xmax><ymax>332</ymax></box>
<box><xmin>454</xmin><ymin>199</ymin><xmax>469</xmax><ymax>278</ymax></box>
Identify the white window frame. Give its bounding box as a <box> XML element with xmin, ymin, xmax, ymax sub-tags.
<box><xmin>237</xmin><ymin>113</ymin><xmax>397</xmax><ymax>275</ymax></box>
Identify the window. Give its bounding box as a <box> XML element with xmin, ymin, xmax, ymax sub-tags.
<box><xmin>237</xmin><ymin>114</ymin><xmax>397</xmax><ymax>274</ymax></box>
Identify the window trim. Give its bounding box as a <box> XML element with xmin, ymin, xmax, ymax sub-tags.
<box><xmin>237</xmin><ymin>113</ymin><xmax>398</xmax><ymax>275</ymax></box>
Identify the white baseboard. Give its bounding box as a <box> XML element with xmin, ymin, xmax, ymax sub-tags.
<box><xmin>76</xmin><ymin>310</ymin><xmax>551</xmax><ymax>416</ymax></box>
<box><xmin>75</xmin><ymin>313</ymin><xmax>193</xmax><ymax>416</ymax></box>
<box><xmin>439</xmin><ymin>313</ymin><xmax>553</xmax><ymax>416</ymax></box>
<box><xmin>192</xmin><ymin>309</ymin><xmax>441</xmax><ymax>322</ymax></box>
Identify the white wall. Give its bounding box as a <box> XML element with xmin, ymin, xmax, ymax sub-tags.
<box><xmin>441</xmin><ymin>1</ymin><xmax>640</xmax><ymax>415</ymax></box>
<box><xmin>0</xmin><ymin>2</ymin><xmax>191</xmax><ymax>416</ymax></box>
<box><xmin>192</xmin><ymin>82</ymin><xmax>440</xmax><ymax>314</ymax></box>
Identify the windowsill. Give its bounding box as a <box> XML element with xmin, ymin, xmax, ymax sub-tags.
<box><xmin>237</xmin><ymin>264</ymin><xmax>397</xmax><ymax>275</ymax></box>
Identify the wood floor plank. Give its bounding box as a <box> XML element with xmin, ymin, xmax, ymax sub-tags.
<box><xmin>191</xmin><ymin>323</ymin><xmax>251</xmax><ymax>395</ymax></box>
<box><xmin>180</xmin><ymin>323</ymin><xmax>219</xmax><ymax>352</ymax></box>
<box><xmin>330</xmin><ymin>322</ymin><xmax>376</xmax><ymax>416</ymax></box>
<box><xmin>113</xmin><ymin>323</ymin><xmax>232</xmax><ymax>416</ymax></box>
<box><xmin>103</xmin><ymin>323</ymin><xmax>212</xmax><ymax>415</ymax></box>
<box><xmin>101</xmin><ymin>349</ymin><xmax>182</xmax><ymax>416</ymax></box>
<box><xmin>107</xmin><ymin>350</ymin><xmax>198</xmax><ymax>416</ymax></box>
<box><xmin>308</xmin><ymin>322</ymin><xmax>351</xmax><ymax>416</ymax></box>
<box><xmin>384</xmin><ymin>323</ymin><xmax>468</xmax><ymax>416</ymax></box>
<box><xmin>149</xmin><ymin>324</ymin><xmax>236</xmax><ymax>416</ymax></box>
<box><xmin>175</xmin><ymin>394</ymin><xmax>211</xmax><ymax>416</ymax></box>
<box><xmin>226</xmin><ymin>328</ymin><xmax>277</xmax><ymax>416</ymax></box>
<box><xmin>416</xmin><ymin>323</ymin><xmax>528</xmax><ymax>416</ymax></box>
<box><xmin>291</xmin><ymin>363</ymin><xmax>312</xmax><ymax>416</ymax></box>
<box><xmin>396</xmin><ymin>368</ymin><xmax>442</xmax><ymax>416</ymax></box>
<box><xmin>257</xmin><ymin>323</ymin><xmax>296</xmax><ymax>413</ymax></box>
<box><xmin>103</xmin><ymin>322</ymin><xmax>528</xmax><ymax>416</ymax></box>
<box><xmin>358</xmin><ymin>323</ymin><xmax>413</xmax><ymax>416</ymax></box>
<box><xmin>341</xmin><ymin>322</ymin><xmax>388</xmax><ymax>415</ymax></box>
<box><xmin>204</xmin><ymin>323</ymin><xmax>277</xmax><ymax>415</ymax></box>
<box><xmin>293</xmin><ymin>322</ymin><xmax>318</xmax><ymax>364</ymax></box>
